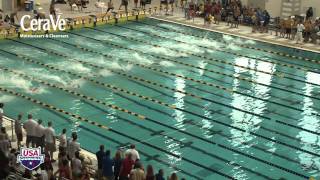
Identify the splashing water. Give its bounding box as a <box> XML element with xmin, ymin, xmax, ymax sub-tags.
<box><xmin>132</xmin><ymin>52</ymin><xmax>154</xmax><ymax>65</ymax></box>
<box><xmin>0</xmin><ymin>95</ymin><xmax>15</xmax><ymax>103</ymax></box>
<box><xmin>98</xmin><ymin>69</ymin><xmax>113</xmax><ymax>77</ymax></box>
<box><xmin>24</xmin><ymin>68</ymin><xmax>70</xmax><ymax>86</ymax></box>
<box><xmin>0</xmin><ymin>74</ymin><xmax>47</xmax><ymax>94</ymax></box>
<box><xmin>222</xmin><ymin>35</ymin><xmax>234</xmax><ymax>41</ymax></box>
<box><xmin>159</xmin><ymin>61</ymin><xmax>175</xmax><ymax>67</ymax></box>
<box><xmin>104</xmin><ymin>61</ymin><xmax>133</xmax><ymax>71</ymax></box>
<box><xmin>57</xmin><ymin>61</ymin><xmax>91</xmax><ymax>74</ymax></box>
<box><xmin>226</xmin><ymin>43</ymin><xmax>241</xmax><ymax>51</ymax></box>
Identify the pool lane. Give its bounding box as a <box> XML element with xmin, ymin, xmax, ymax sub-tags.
<box><xmin>135</xmin><ymin>18</ymin><xmax>320</xmax><ymax>68</ymax></box>
<box><xmin>6</xmin><ymin>38</ymin><xmax>320</xmax><ymax>139</ymax></box>
<box><xmin>2</xmin><ymin>37</ymin><xmax>320</xmax><ymax>150</ymax></box>
<box><xmin>0</xmin><ymin>51</ymin><xmax>314</xmax><ymax>180</ymax></box>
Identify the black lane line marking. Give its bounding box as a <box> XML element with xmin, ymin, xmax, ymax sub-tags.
<box><xmin>46</xmin><ymin>34</ymin><xmax>313</xmax><ymax>114</ymax></box>
<box><xmin>0</xmin><ymin>87</ymin><xmax>232</xmax><ymax>179</ymax></box>
<box><xmin>2</xmin><ymin>48</ymin><xmax>320</xmax><ymax>164</ymax></box>
<box><xmin>3</xmin><ymin>41</ymin><xmax>320</xmax><ymax>141</ymax></box>
<box><xmin>113</xmin><ymin>69</ymin><xmax>320</xmax><ymax>151</ymax></box>
<box><xmin>134</xmin><ymin>19</ymin><xmax>320</xmax><ymax>67</ymax></box>
<box><xmin>38</xmin><ymin>37</ymin><xmax>320</xmax><ymax>131</ymax></box>
<box><xmin>83</xmin><ymin>28</ymin><xmax>320</xmax><ymax>99</ymax></box>
<box><xmin>59</xmin><ymin>31</ymin><xmax>320</xmax><ymax>104</ymax></box>
<box><xmin>112</xmin><ymin>24</ymin><xmax>317</xmax><ymax>87</ymax></box>
<box><xmin>7</xmin><ymin>40</ymin><xmax>320</xmax><ymax>138</ymax></box>
<box><xmin>0</xmin><ymin>51</ymin><xmax>317</xmax><ymax>177</ymax></box>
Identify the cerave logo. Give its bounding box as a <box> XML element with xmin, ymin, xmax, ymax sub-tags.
<box><xmin>17</xmin><ymin>147</ymin><xmax>45</xmax><ymax>170</ymax></box>
<box><xmin>20</xmin><ymin>15</ymin><xmax>67</xmax><ymax>31</ymax></box>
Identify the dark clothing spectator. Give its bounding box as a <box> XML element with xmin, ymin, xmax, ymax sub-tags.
<box><xmin>306</xmin><ymin>7</ymin><xmax>313</xmax><ymax>20</ymax></box>
<box><xmin>102</xmin><ymin>153</ymin><xmax>114</xmax><ymax>178</ymax></box>
<box><xmin>114</xmin><ymin>150</ymin><xmax>123</xmax><ymax>180</ymax></box>
<box><xmin>96</xmin><ymin>149</ymin><xmax>105</xmax><ymax>170</ymax></box>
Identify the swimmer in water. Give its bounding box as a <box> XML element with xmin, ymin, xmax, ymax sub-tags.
<box><xmin>30</xmin><ymin>87</ymin><xmax>39</xmax><ymax>93</ymax></box>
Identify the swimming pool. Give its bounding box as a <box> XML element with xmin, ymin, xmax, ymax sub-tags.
<box><xmin>0</xmin><ymin>18</ymin><xmax>320</xmax><ymax>179</ymax></box>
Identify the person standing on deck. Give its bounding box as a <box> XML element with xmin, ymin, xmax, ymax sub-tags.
<box><xmin>34</xmin><ymin>119</ymin><xmax>45</xmax><ymax>149</ymax></box>
<box><xmin>14</xmin><ymin>114</ymin><xmax>23</xmax><ymax>149</ymax></box>
<box><xmin>96</xmin><ymin>144</ymin><xmax>105</xmax><ymax>179</ymax></box>
<box><xmin>125</xmin><ymin>144</ymin><xmax>140</xmax><ymax>162</ymax></box>
<box><xmin>23</xmin><ymin>114</ymin><xmax>37</xmax><ymax>148</ymax></box>
<box><xmin>44</xmin><ymin>121</ymin><xmax>56</xmax><ymax>162</ymax></box>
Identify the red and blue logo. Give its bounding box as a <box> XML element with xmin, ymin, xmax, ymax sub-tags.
<box><xmin>17</xmin><ymin>147</ymin><xmax>45</xmax><ymax>170</ymax></box>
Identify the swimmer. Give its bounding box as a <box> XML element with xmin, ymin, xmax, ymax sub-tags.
<box><xmin>30</xmin><ymin>87</ymin><xmax>39</xmax><ymax>93</ymax></box>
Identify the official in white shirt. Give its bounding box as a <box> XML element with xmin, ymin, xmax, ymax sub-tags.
<box><xmin>23</xmin><ymin>114</ymin><xmax>37</xmax><ymax>148</ymax></box>
<box><xmin>44</xmin><ymin>121</ymin><xmax>56</xmax><ymax>161</ymax></box>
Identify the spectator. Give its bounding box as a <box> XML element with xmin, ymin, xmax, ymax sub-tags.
<box><xmin>0</xmin><ymin>127</ymin><xmax>9</xmax><ymax>141</ymax></box>
<box><xmin>57</xmin><ymin>146</ymin><xmax>68</xmax><ymax>168</ymax></box>
<box><xmin>67</xmin><ymin>132</ymin><xmax>80</xmax><ymax>159</ymax></box>
<box><xmin>167</xmin><ymin>172</ymin><xmax>178</xmax><ymax>180</ymax></box>
<box><xmin>119</xmin><ymin>153</ymin><xmax>135</xmax><ymax>180</ymax></box>
<box><xmin>134</xmin><ymin>0</ymin><xmax>138</xmax><ymax>8</ymax></box>
<box><xmin>43</xmin><ymin>151</ymin><xmax>54</xmax><ymax>178</ymax></box>
<box><xmin>130</xmin><ymin>161</ymin><xmax>145</xmax><ymax>180</ymax></box>
<box><xmin>125</xmin><ymin>144</ymin><xmax>140</xmax><ymax>162</ymax></box>
<box><xmin>96</xmin><ymin>144</ymin><xmax>105</xmax><ymax>179</ymax></box>
<box><xmin>0</xmin><ymin>132</ymin><xmax>10</xmax><ymax>156</ymax></box>
<box><xmin>107</xmin><ymin>0</ymin><xmax>114</xmax><ymax>12</ymax></box>
<box><xmin>14</xmin><ymin>114</ymin><xmax>23</xmax><ymax>149</ymax></box>
<box><xmin>34</xmin><ymin>119</ymin><xmax>45</xmax><ymax>149</ymax></box>
<box><xmin>71</xmin><ymin>151</ymin><xmax>82</xmax><ymax>179</ymax></box>
<box><xmin>114</xmin><ymin>150</ymin><xmax>123</xmax><ymax>180</ymax></box>
<box><xmin>296</xmin><ymin>20</ymin><xmax>305</xmax><ymax>44</ymax></box>
<box><xmin>306</xmin><ymin>7</ymin><xmax>313</xmax><ymax>20</ymax></box>
<box><xmin>0</xmin><ymin>103</ymin><xmax>3</xmax><ymax>128</ymax></box>
<box><xmin>8</xmin><ymin>148</ymin><xmax>17</xmax><ymax>170</ymax></box>
<box><xmin>102</xmin><ymin>149</ymin><xmax>114</xmax><ymax>179</ymax></box>
<box><xmin>59</xmin><ymin>128</ymin><xmax>67</xmax><ymax>152</ymax></box>
<box><xmin>155</xmin><ymin>169</ymin><xmax>165</xmax><ymax>180</ymax></box>
<box><xmin>81</xmin><ymin>165</ymin><xmax>90</xmax><ymax>180</ymax></box>
<box><xmin>23</xmin><ymin>114</ymin><xmax>37</xmax><ymax>148</ymax></box>
<box><xmin>54</xmin><ymin>159</ymin><xmax>72</xmax><ymax>180</ymax></box>
<box><xmin>44</xmin><ymin>121</ymin><xmax>56</xmax><ymax>162</ymax></box>
<box><xmin>0</xmin><ymin>150</ymin><xmax>9</xmax><ymax>179</ymax></box>
<box><xmin>145</xmin><ymin>164</ymin><xmax>155</xmax><ymax>180</ymax></box>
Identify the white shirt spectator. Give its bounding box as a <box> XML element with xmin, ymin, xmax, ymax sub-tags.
<box><xmin>68</xmin><ymin>140</ymin><xmax>80</xmax><ymax>159</ymax></box>
<box><xmin>71</xmin><ymin>157</ymin><xmax>82</xmax><ymax>175</ymax></box>
<box><xmin>44</xmin><ymin>127</ymin><xmax>55</xmax><ymax>143</ymax></box>
<box><xmin>297</xmin><ymin>23</ymin><xmax>305</xmax><ymax>32</ymax></box>
<box><xmin>23</xmin><ymin>118</ymin><xmax>37</xmax><ymax>137</ymax></box>
<box><xmin>125</xmin><ymin>148</ymin><xmax>140</xmax><ymax>162</ymax></box>
<box><xmin>59</xmin><ymin>133</ymin><xmax>67</xmax><ymax>148</ymax></box>
<box><xmin>34</xmin><ymin>123</ymin><xmax>45</xmax><ymax>138</ymax></box>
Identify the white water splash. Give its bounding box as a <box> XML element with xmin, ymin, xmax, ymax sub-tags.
<box><xmin>226</xmin><ymin>43</ymin><xmax>241</xmax><ymax>51</ymax></box>
<box><xmin>0</xmin><ymin>95</ymin><xmax>15</xmax><ymax>103</ymax></box>
<box><xmin>0</xmin><ymin>74</ymin><xmax>47</xmax><ymax>94</ymax></box>
<box><xmin>98</xmin><ymin>69</ymin><xmax>113</xmax><ymax>77</ymax></box>
<box><xmin>132</xmin><ymin>53</ymin><xmax>154</xmax><ymax>65</ymax></box>
<box><xmin>159</xmin><ymin>61</ymin><xmax>175</xmax><ymax>67</ymax></box>
<box><xmin>57</xmin><ymin>61</ymin><xmax>91</xmax><ymax>74</ymax></box>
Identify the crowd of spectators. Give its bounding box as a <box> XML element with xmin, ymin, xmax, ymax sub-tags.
<box><xmin>0</xmin><ymin>103</ymin><xmax>181</xmax><ymax>180</ymax></box>
<box><xmin>178</xmin><ymin>0</ymin><xmax>320</xmax><ymax>44</ymax></box>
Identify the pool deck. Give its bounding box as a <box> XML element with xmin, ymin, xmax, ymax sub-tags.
<box><xmin>151</xmin><ymin>10</ymin><xmax>320</xmax><ymax>54</ymax></box>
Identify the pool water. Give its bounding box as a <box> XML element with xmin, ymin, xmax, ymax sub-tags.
<box><xmin>0</xmin><ymin>18</ymin><xmax>320</xmax><ymax>179</ymax></box>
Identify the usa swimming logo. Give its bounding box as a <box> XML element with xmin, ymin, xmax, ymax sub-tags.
<box><xmin>17</xmin><ymin>147</ymin><xmax>45</xmax><ymax>170</ymax></box>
